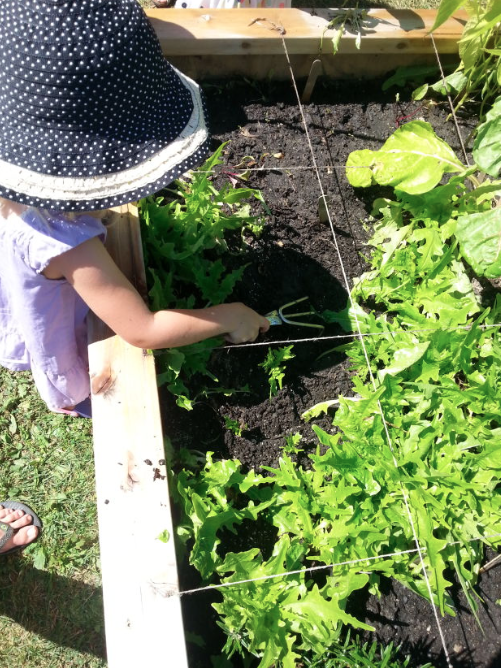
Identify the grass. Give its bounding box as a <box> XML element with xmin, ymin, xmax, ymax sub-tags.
<box><xmin>0</xmin><ymin>368</ymin><xmax>105</xmax><ymax>668</ymax></box>
<box><xmin>0</xmin><ymin>0</ymin><xmax>446</xmax><ymax>666</ymax></box>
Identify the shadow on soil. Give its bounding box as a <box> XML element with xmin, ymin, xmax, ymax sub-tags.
<box><xmin>161</xmin><ymin>245</ymin><xmax>353</xmax><ymax>464</ymax></box>
<box><xmin>347</xmin><ymin>559</ymin><xmax>501</xmax><ymax>668</ymax></box>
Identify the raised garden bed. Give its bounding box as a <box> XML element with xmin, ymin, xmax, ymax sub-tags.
<box><xmin>87</xmin><ymin>8</ymin><xmax>501</xmax><ymax>668</ymax></box>
<box><xmin>160</xmin><ymin>78</ymin><xmax>501</xmax><ymax>668</ymax></box>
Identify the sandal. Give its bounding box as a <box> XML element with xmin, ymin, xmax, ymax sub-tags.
<box><xmin>52</xmin><ymin>397</ymin><xmax>92</xmax><ymax>419</ymax></box>
<box><xmin>0</xmin><ymin>501</ymin><xmax>42</xmax><ymax>557</ymax></box>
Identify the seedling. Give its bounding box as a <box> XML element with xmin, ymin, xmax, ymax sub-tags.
<box><xmin>224</xmin><ymin>416</ymin><xmax>247</xmax><ymax>437</ymax></box>
<box><xmin>283</xmin><ymin>432</ymin><xmax>303</xmax><ymax>455</ymax></box>
<box><xmin>259</xmin><ymin>345</ymin><xmax>295</xmax><ymax>398</ymax></box>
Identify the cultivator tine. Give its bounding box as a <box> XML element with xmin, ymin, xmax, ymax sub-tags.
<box><xmin>266</xmin><ymin>297</ymin><xmax>324</xmax><ymax>331</ymax></box>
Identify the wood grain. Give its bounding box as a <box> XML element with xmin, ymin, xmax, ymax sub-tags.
<box><xmin>87</xmin><ymin>204</ymin><xmax>188</xmax><ymax>668</ymax></box>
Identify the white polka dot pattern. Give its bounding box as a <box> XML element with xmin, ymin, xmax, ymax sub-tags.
<box><xmin>0</xmin><ymin>0</ymin><xmax>210</xmax><ymax>211</ymax></box>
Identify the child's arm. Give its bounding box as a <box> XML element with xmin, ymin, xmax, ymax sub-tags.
<box><xmin>46</xmin><ymin>236</ymin><xmax>270</xmax><ymax>348</ymax></box>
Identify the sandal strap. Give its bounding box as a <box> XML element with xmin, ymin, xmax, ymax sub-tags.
<box><xmin>0</xmin><ymin>521</ymin><xmax>13</xmax><ymax>550</ymax></box>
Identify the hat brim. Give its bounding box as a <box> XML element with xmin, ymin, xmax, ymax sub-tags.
<box><xmin>0</xmin><ymin>68</ymin><xmax>210</xmax><ymax>212</ymax></box>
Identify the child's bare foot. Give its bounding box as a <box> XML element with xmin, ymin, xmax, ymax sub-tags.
<box><xmin>0</xmin><ymin>505</ymin><xmax>40</xmax><ymax>555</ymax></box>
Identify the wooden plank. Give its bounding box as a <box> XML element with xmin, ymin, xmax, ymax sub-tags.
<box><xmin>87</xmin><ymin>204</ymin><xmax>188</xmax><ymax>668</ymax></box>
<box><xmin>145</xmin><ymin>8</ymin><xmax>466</xmax><ymax>79</ymax></box>
<box><xmin>165</xmin><ymin>50</ymin><xmax>459</xmax><ymax>80</ymax></box>
<box><xmin>147</xmin><ymin>7</ymin><xmax>466</xmax><ymax>55</ymax></box>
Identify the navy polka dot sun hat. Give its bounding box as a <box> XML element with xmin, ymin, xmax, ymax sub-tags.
<box><xmin>0</xmin><ymin>0</ymin><xmax>210</xmax><ymax>212</ymax></box>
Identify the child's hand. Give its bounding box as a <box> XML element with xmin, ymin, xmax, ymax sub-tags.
<box><xmin>222</xmin><ymin>303</ymin><xmax>270</xmax><ymax>344</ymax></box>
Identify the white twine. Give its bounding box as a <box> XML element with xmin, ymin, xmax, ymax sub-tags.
<box><xmin>278</xmin><ymin>29</ymin><xmax>454</xmax><ymax>666</ymax></box>
<box><xmin>172</xmin><ymin>532</ymin><xmax>501</xmax><ymax>598</ymax></box>
<box><xmin>194</xmin><ymin>165</ymin><xmax>381</xmax><ymax>173</ymax></box>
<box><xmin>217</xmin><ymin>322</ymin><xmax>501</xmax><ymax>350</ymax></box>
<box><xmin>430</xmin><ymin>33</ymin><xmax>470</xmax><ymax>166</ymax></box>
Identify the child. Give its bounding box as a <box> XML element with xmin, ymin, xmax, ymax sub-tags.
<box><xmin>0</xmin><ymin>0</ymin><xmax>269</xmax><ymax>417</ymax></box>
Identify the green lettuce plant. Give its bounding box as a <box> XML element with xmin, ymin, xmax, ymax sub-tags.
<box><xmin>224</xmin><ymin>416</ymin><xmax>247</xmax><ymax>437</ymax></box>
<box><xmin>259</xmin><ymin>345</ymin><xmax>295</xmax><ymax>398</ymax></box>
<box><xmin>140</xmin><ymin>143</ymin><xmax>268</xmax><ymax>409</ymax></box>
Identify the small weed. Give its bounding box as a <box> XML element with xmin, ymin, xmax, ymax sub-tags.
<box><xmin>223</xmin><ymin>416</ymin><xmax>248</xmax><ymax>437</ymax></box>
<box><xmin>259</xmin><ymin>345</ymin><xmax>295</xmax><ymax>398</ymax></box>
<box><xmin>283</xmin><ymin>432</ymin><xmax>303</xmax><ymax>454</ymax></box>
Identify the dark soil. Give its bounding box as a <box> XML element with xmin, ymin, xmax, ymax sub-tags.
<box><xmin>160</xmin><ymin>78</ymin><xmax>501</xmax><ymax>668</ymax></box>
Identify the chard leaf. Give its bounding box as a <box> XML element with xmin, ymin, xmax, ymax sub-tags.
<box><xmin>346</xmin><ymin>121</ymin><xmax>465</xmax><ymax>194</ymax></box>
<box><xmin>459</xmin><ymin>4</ymin><xmax>501</xmax><ymax>40</ymax></box>
<box><xmin>345</xmin><ymin>149</ymin><xmax>374</xmax><ymax>187</ymax></box>
<box><xmin>473</xmin><ymin>96</ymin><xmax>501</xmax><ymax>176</ymax></box>
<box><xmin>429</xmin><ymin>70</ymin><xmax>468</xmax><ymax>97</ymax></box>
<box><xmin>455</xmin><ymin>208</ymin><xmax>501</xmax><ymax>278</ymax></box>
<box><xmin>429</xmin><ymin>0</ymin><xmax>465</xmax><ymax>33</ymax></box>
<box><xmin>459</xmin><ymin>16</ymin><xmax>485</xmax><ymax>70</ymax></box>
<box><xmin>412</xmin><ymin>83</ymin><xmax>429</xmax><ymax>100</ymax></box>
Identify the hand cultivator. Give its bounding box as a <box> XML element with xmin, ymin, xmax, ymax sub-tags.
<box><xmin>266</xmin><ymin>297</ymin><xmax>324</xmax><ymax>332</ymax></box>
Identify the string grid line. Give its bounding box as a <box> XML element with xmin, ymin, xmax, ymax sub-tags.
<box><xmin>173</xmin><ymin>531</ymin><xmax>501</xmax><ymax>598</ymax></box>
<box><xmin>217</xmin><ymin>322</ymin><xmax>501</xmax><ymax>350</ymax></box>
<box><xmin>430</xmin><ymin>33</ymin><xmax>470</xmax><ymax>166</ymax></box>
<box><xmin>276</xmin><ymin>31</ymin><xmax>453</xmax><ymax>668</ymax></box>
<box><xmin>195</xmin><ymin>165</ymin><xmax>386</xmax><ymax>172</ymax></box>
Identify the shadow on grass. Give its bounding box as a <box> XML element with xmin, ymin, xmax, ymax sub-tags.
<box><xmin>0</xmin><ymin>557</ymin><xmax>106</xmax><ymax>659</ymax></box>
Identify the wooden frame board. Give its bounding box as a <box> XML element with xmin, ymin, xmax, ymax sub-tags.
<box><xmin>146</xmin><ymin>7</ymin><xmax>467</xmax><ymax>79</ymax></box>
<box><xmin>87</xmin><ymin>205</ymin><xmax>188</xmax><ymax>668</ymax></box>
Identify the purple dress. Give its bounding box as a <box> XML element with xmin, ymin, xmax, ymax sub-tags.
<box><xmin>0</xmin><ymin>206</ymin><xmax>106</xmax><ymax>411</ymax></box>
